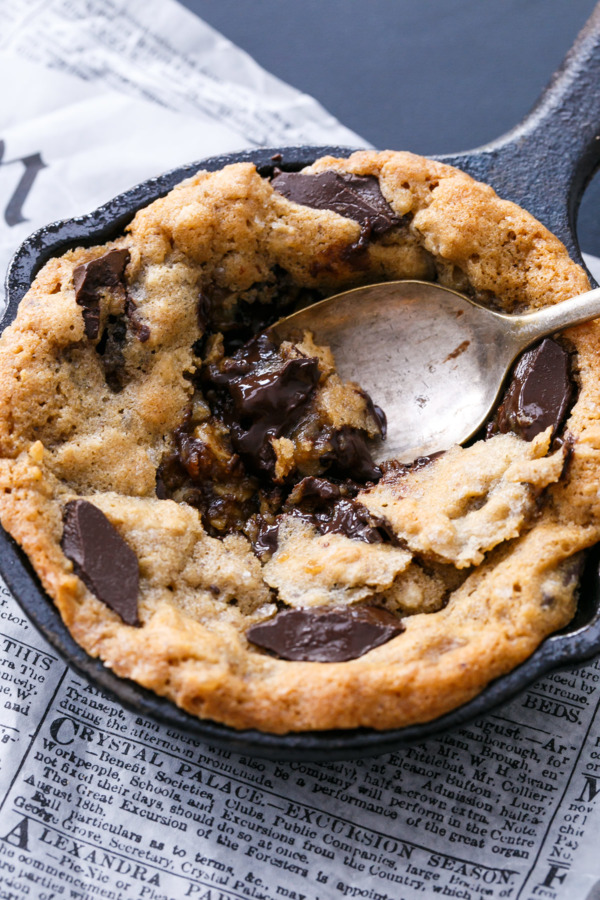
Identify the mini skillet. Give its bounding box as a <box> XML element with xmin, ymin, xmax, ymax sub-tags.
<box><xmin>4</xmin><ymin>9</ymin><xmax>600</xmax><ymax>760</ymax></box>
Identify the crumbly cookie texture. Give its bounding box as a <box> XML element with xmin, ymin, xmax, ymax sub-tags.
<box><xmin>360</xmin><ymin>429</ymin><xmax>566</xmax><ymax>568</ymax></box>
<box><xmin>262</xmin><ymin>517</ymin><xmax>412</xmax><ymax>607</ymax></box>
<box><xmin>0</xmin><ymin>149</ymin><xmax>598</xmax><ymax>734</ymax></box>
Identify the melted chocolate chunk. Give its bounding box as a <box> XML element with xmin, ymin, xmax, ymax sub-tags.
<box><xmin>251</xmin><ymin>495</ymin><xmax>390</xmax><ymax>560</ymax></box>
<box><xmin>228</xmin><ymin>358</ymin><xmax>318</xmax><ymax>418</ymax></box>
<box><xmin>96</xmin><ymin>299</ymin><xmax>149</xmax><ymax>391</ymax></box>
<box><xmin>97</xmin><ymin>316</ymin><xmax>127</xmax><ymax>392</ymax></box>
<box><xmin>230</xmin><ymin>356</ymin><xmax>320</xmax><ymax>474</ymax></box>
<box><xmin>126</xmin><ymin>298</ymin><xmax>150</xmax><ymax>342</ymax></box>
<box><xmin>318</xmin><ymin>499</ymin><xmax>384</xmax><ymax>543</ymax></box>
<box><xmin>271</xmin><ymin>171</ymin><xmax>401</xmax><ymax>237</ymax></box>
<box><xmin>206</xmin><ymin>333</ymin><xmax>275</xmax><ymax>386</ymax></box>
<box><xmin>287</xmin><ymin>476</ymin><xmax>343</xmax><ymax>505</ymax></box>
<box><xmin>380</xmin><ymin>451</ymin><xmax>444</xmax><ymax>481</ymax></box>
<box><xmin>156</xmin><ymin>419</ymin><xmax>257</xmax><ymax>535</ymax></box>
<box><xmin>73</xmin><ymin>249</ymin><xmax>129</xmax><ymax>340</ymax></box>
<box><xmin>177</xmin><ymin>430</ymin><xmax>244</xmax><ymax>482</ymax></box>
<box><xmin>167</xmin><ymin>312</ymin><xmax>387</xmax><ymax>538</ymax></box>
<box><xmin>252</xmin><ymin>517</ymin><xmax>282</xmax><ymax>559</ymax></box>
<box><xmin>487</xmin><ymin>338</ymin><xmax>573</xmax><ymax>442</ymax></box>
<box><xmin>323</xmin><ymin>426</ymin><xmax>381</xmax><ymax>482</ymax></box>
<box><xmin>61</xmin><ymin>500</ymin><xmax>139</xmax><ymax>626</ymax></box>
<box><xmin>197</xmin><ymin>291</ymin><xmax>213</xmax><ymax>332</ymax></box>
<box><xmin>196</xmin><ymin>271</ymin><xmax>322</xmax><ymax>355</ymax></box>
<box><xmin>357</xmin><ymin>388</ymin><xmax>388</xmax><ymax>440</ymax></box>
<box><xmin>247</xmin><ymin>606</ymin><xmax>405</xmax><ymax>662</ymax></box>
<box><xmin>372</xmin><ymin>404</ymin><xmax>387</xmax><ymax>440</ymax></box>
<box><xmin>204</xmin><ymin>335</ymin><xmax>321</xmax><ymax>477</ymax></box>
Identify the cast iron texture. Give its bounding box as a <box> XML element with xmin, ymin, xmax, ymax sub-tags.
<box><xmin>4</xmin><ymin>5</ymin><xmax>600</xmax><ymax>760</ymax></box>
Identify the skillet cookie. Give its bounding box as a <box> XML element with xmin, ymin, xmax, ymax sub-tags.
<box><xmin>0</xmin><ymin>150</ymin><xmax>597</xmax><ymax>733</ymax></box>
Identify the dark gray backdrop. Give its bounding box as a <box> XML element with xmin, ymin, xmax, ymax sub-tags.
<box><xmin>180</xmin><ymin>0</ymin><xmax>600</xmax><ymax>256</ymax></box>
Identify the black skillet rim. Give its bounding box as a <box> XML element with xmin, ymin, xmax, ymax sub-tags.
<box><xmin>3</xmin><ymin>145</ymin><xmax>600</xmax><ymax>762</ymax></box>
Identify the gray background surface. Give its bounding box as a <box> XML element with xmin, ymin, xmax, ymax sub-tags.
<box><xmin>181</xmin><ymin>0</ymin><xmax>600</xmax><ymax>255</ymax></box>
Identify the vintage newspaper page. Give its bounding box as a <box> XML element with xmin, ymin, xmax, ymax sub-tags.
<box><xmin>1</xmin><ymin>2</ymin><xmax>600</xmax><ymax>899</ymax></box>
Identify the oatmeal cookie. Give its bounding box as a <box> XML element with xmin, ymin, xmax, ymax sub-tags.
<box><xmin>0</xmin><ymin>150</ymin><xmax>597</xmax><ymax>733</ymax></box>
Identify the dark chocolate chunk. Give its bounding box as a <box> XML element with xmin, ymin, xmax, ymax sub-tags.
<box><xmin>229</xmin><ymin>356</ymin><xmax>319</xmax><ymax>418</ymax></box>
<box><xmin>73</xmin><ymin>248</ymin><xmax>130</xmax><ymax>339</ymax></box>
<box><xmin>487</xmin><ymin>338</ymin><xmax>573</xmax><ymax>442</ymax></box>
<box><xmin>284</xmin><ymin>479</ymin><xmax>389</xmax><ymax>542</ymax></box>
<box><xmin>206</xmin><ymin>333</ymin><xmax>275</xmax><ymax>387</ymax></box>
<box><xmin>247</xmin><ymin>606</ymin><xmax>405</xmax><ymax>662</ymax></box>
<box><xmin>323</xmin><ymin>425</ymin><xmax>381</xmax><ymax>482</ymax></box>
<box><xmin>61</xmin><ymin>500</ymin><xmax>140</xmax><ymax>626</ymax></box>
<box><xmin>271</xmin><ymin>171</ymin><xmax>401</xmax><ymax>236</ymax></box>
<box><xmin>155</xmin><ymin>468</ymin><xmax>169</xmax><ymax>500</ymax></box>
<box><xmin>96</xmin><ymin>299</ymin><xmax>148</xmax><ymax>392</ymax></box>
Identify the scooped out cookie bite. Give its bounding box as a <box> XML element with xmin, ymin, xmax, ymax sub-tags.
<box><xmin>0</xmin><ymin>149</ymin><xmax>598</xmax><ymax>734</ymax></box>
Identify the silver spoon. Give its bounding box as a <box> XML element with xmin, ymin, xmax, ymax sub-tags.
<box><xmin>269</xmin><ymin>279</ymin><xmax>600</xmax><ymax>463</ymax></box>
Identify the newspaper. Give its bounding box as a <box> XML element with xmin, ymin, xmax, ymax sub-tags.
<box><xmin>1</xmin><ymin>2</ymin><xmax>600</xmax><ymax>898</ymax></box>
<box><xmin>0</xmin><ymin>0</ymin><xmax>364</xmax><ymax>311</ymax></box>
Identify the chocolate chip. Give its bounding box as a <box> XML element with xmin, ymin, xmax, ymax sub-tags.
<box><xmin>323</xmin><ymin>426</ymin><xmax>381</xmax><ymax>482</ymax></box>
<box><xmin>271</xmin><ymin>171</ymin><xmax>401</xmax><ymax>237</ymax></box>
<box><xmin>61</xmin><ymin>500</ymin><xmax>140</xmax><ymax>626</ymax></box>
<box><xmin>487</xmin><ymin>338</ymin><xmax>573</xmax><ymax>442</ymax></box>
<box><xmin>73</xmin><ymin>249</ymin><xmax>130</xmax><ymax>339</ymax></box>
<box><xmin>247</xmin><ymin>606</ymin><xmax>405</xmax><ymax>662</ymax></box>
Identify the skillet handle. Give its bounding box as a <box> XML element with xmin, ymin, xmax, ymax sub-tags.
<box><xmin>439</xmin><ymin>4</ymin><xmax>600</xmax><ymax>264</ymax></box>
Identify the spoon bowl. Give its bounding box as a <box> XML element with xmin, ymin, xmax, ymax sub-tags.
<box><xmin>270</xmin><ymin>279</ymin><xmax>600</xmax><ymax>462</ymax></box>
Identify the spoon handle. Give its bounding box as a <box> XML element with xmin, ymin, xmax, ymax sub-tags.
<box><xmin>503</xmin><ymin>287</ymin><xmax>600</xmax><ymax>349</ymax></box>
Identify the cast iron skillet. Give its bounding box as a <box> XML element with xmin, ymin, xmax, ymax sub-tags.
<box><xmin>4</xmin><ymin>10</ymin><xmax>600</xmax><ymax>761</ymax></box>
